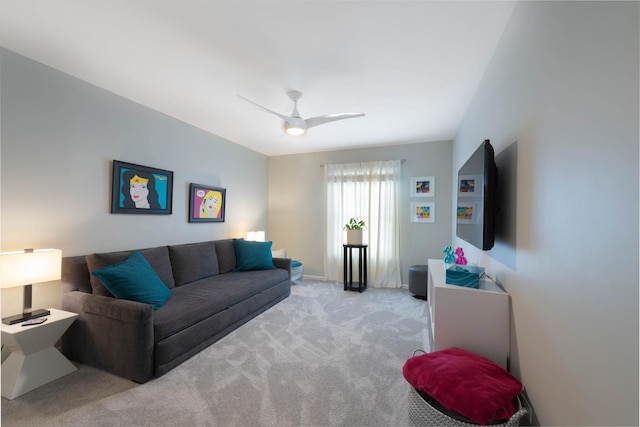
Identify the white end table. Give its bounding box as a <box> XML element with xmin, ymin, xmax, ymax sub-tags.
<box><xmin>1</xmin><ymin>308</ymin><xmax>78</xmax><ymax>399</ymax></box>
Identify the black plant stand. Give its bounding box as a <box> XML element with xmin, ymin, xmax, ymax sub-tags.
<box><xmin>343</xmin><ymin>244</ymin><xmax>367</xmax><ymax>292</ymax></box>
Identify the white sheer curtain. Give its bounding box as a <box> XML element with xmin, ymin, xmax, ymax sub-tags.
<box><xmin>324</xmin><ymin>160</ymin><xmax>402</xmax><ymax>288</ymax></box>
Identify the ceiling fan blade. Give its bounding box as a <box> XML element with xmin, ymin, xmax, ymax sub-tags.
<box><xmin>305</xmin><ymin>113</ymin><xmax>365</xmax><ymax>129</ymax></box>
<box><xmin>237</xmin><ymin>94</ymin><xmax>294</xmax><ymax>122</ymax></box>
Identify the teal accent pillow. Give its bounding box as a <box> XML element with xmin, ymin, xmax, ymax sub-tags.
<box><xmin>233</xmin><ymin>239</ymin><xmax>276</xmax><ymax>271</ymax></box>
<box><xmin>91</xmin><ymin>250</ymin><xmax>172</xmax><ymax>310</ymax></box>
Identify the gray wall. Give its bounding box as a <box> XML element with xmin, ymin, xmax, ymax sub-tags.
<box><xmin>452</xmin><ymin>2</ymin><xmax>638</xmax><ymax>425</ymax></box>
<box><xmin>267</xmin><ymin>141</ymin><xmax>452</xmax><ymax>283</ymax></box>
<box><xmin>1</xmin><ymin>49</ymin><xmax>269</xmax><ymax>316</ymax></box>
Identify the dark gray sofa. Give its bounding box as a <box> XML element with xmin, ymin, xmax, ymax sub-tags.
<box><xmin>60</xmin><ymin>239</ymin><xmax>291</xmax><ymax>383</ymax></box>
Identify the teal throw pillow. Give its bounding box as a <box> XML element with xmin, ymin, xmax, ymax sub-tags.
<box><xmin>233</xmin><ymin>239</ymin><xmax>276</xmax><ymax>271</ymax></box>
<box><xmin>91</xmin><ymin>250</ymin><xmax>172</xmax><ymax>310</ymax></box>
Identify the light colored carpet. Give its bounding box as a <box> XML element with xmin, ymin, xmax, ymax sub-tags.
<box><xmin>1</xmin><ymin>280</ymin><xmax>430</xmax><ymax>427</ymax></box>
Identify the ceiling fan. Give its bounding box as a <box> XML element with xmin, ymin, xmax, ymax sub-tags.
<box><xmin>237</xmin><ymin>90</ymin><xmax>365</xmax><ymax>136</ymax></box>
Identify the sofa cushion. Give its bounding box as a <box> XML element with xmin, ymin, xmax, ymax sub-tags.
<box><xmin>233</xmin><ymin>239</ymin><xmax>276</xmax><ymax>271</ymax></box>
<box><xmin>168</xmin><ymin>241</ymin><xmax>219</xmax><ymax>286</ymax></box>
<box><xmin>91</xmin><ymin>251</ymin><xmax>172</xmax><ymax>310</ymax></box>
<box><xmin>86</xmin><ymin>246</ymin><xmax>175</xmax><ymax>296</ymax></box>
<box><xmin>214</xmin><ymin>239</ymin><xmax>237</xmax><ymax>274</ymax></box>
<box><xmin>153</xmin><ymin>268</ymin><xmax>289</xmax><ymax>341</ymax></box>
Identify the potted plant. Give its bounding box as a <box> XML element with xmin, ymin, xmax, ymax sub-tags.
<box><xmin>344</xmin><ymin>217</ymin><xmax>366</xmax><ymax>245</ymax></box>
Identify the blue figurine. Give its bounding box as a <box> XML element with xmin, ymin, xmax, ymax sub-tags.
<box><xmin>443</xmin><ymin>245</ymin><xmax>455</xmax><ymax>265</ymax></box>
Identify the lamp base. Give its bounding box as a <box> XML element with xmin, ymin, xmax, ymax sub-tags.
<box><xmin>2</xmin><ymin>309</ymin><xmax>50</xmax><ymax>325</ymax></box>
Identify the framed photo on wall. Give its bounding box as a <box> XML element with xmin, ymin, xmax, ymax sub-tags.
<box><xmin>189</xmin><ymin>183</ymin><xmax>226</xmax><ymax>223</ymax></box>
<box><xmin>111</xmin><ymin>160</ymin><xmax>173</xmax><ymax>214</ymax></box>
<box><xmin>411</xmin><ymin>176</ymin><xmax>435</xmax><ymax>197</ymax></box>
<box><xmin>411</xmin><ymin>202</ymin><xmax>435</xmax><ymax>223</ymax></box>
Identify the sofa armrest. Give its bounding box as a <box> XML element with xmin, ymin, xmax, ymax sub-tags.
<box><xmin>61</xmin><ymin>291</ymin><xmax>155</xmax><ymax>383</ymax></box>
<box><xmin>272</xmin><ymin>257</ymin><xmax>292</xmax><ymax>280</ymax></box>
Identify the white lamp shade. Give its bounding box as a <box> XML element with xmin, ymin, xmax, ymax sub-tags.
<box><xmin>0</xmin><ymin>249</ymin><xmax>62</xmax><ymax>288</ymax></box>
<box><xmin>246</xmin><ymin>231</ymin><xmax>266</xmax><ymax>242</ymax></box>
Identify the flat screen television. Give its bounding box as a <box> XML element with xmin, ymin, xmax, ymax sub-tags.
<box><xmin>456</xmin><ymin>139</ymin><xmax>499</xmax><ymax>251</ymax></box>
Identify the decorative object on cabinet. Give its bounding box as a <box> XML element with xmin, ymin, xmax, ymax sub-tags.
<box><xmin>445</xmin><ymin>264</ymin><xmax>485</xmax><ymax>289</ymax></box>
<box><xmin>454</xmin><ymin>247</ymin><xmax>467</xmax><ymax>265</ymax></box>
<box><xmin>111</xmin><ymin>160</ymin><xmax>173</xmax><ymax>215</ymax></box>
<box><xmin>1</xmin><ymin>249</ymin><xmax>62</xmax><ymax>325</ymax></box>
<box><xmin>411</xmin><ymin>202</ymin><xmax>435</xmax><ymax>223</ymax></box>
<box><xmin>410</xmin><ymin>176</ymin><xmax>435</xmax><ymax>197</ymax></box>
<box><xmin>442</xmin><ymin>246</ymin><xmax>455</xmax><ymax>267</ymax></box>
<box><xmin>188</xmin><ymin>183</ymin><xmax>226</xmax><ymax>223</ymax></box>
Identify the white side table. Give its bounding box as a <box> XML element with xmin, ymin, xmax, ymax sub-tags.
<box><xmin>1</xmin><ymin>308</ymin><xmax>78</xmax><ymax>399</ymax></box>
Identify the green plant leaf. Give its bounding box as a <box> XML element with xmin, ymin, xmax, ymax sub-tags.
<box><xmin>344</xmin><ymin>217</ymin><xmax>366</xmax><ymax>230</ymax></box>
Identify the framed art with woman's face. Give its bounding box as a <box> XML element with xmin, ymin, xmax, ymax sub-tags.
<box><xmin>111</xmin><ymin>160</ymin><xmax>173</xmax><ymax>215</ymax></box>
<box><xmin>189</xmin><ymin>183</ymin><xmax>226</xmax><ymax>223</ymax></box>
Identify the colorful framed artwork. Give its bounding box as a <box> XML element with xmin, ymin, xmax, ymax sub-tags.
<box><xmin>457</xmin><ymin>202</ymin><xmax>478</xmax><ymax>224</ymax></box>
<box><xmin>411</xmin><ymin>202</ymin><xmax>435</xmax><ymax>223</ymax></box>
<box><xmin>411</xmin><ymin>176</ymin><xmax>435</xmax><ymax>197</ymax></box>
<box><xmin>111</xmin><ymin>160</ymin><xmax>173</xmax><ymax>215</ymax></box>
<box><xmin>189</xmin><ymin>183</ymin><xmax>226</xmax><ymax>223</ymax></box>
<box><xmin>458</xmin><ymin>175</ymin><xmax>482</xmax><ymax>197</ymax></box>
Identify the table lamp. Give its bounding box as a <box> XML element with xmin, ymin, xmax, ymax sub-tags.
<box><xmin>246</xmin><ymin>231</ymin><xmax>265</xmax><ymax>242</ymax></box>
<box><xmin>1</xmin><ymin>248</ymin><xmax>62</xmax><ymax>325</ymax></box>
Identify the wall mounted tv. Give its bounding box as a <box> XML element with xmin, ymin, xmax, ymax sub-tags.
<box><xmin>456</xmin><ymin>139</ymin><xmax>499</xmax><ymax>251</ymax></box>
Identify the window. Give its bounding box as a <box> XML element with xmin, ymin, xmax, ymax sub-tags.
<box><xmin>324</xmin><ymin>160</ymin><xmax>402</xmax><ymax>288</ymax></box>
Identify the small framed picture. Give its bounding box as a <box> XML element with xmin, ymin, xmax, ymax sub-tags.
<box><xmin>189</xmin><ymin>183</ymin><xmax>226</xmax><ymax>223</ymax></box>
<box><xmin>411</xmin><ymin>202</ymin><xmax>435</xmax><ymax>223</ymax></box>
<box><xmin>458</xmin><ymin>175</ymin><xmax>482</xmax><ymax>197</ymax></box>
<box><xmin>111</xmin><ymin>160</ymin><xmax>173</xmax><ymax>215</ymax></box>
<box><xmin>457</xmin><ymin>202</ymin><xmax>478</xmax><ymax>224</ymax></box>
<box><xmin>411</xmin><ymin>176</ymin><xmax>435</xmax><ymax>197</ymax></box>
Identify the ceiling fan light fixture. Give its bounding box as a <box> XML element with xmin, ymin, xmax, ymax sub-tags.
<box><xmin>238</xmin><ymin>91</ymin><xmax>364</xmax><ymax>137</ymax></box>
<box><xmin>285</xmin><ymin>124</ymin><xmax>306</xmax><ymax>136</ymax></box>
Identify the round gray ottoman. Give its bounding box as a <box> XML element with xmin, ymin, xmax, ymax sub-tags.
<box><xmin>409</xmin><ymin>265</ymin><xmax>428</xmax><ymax>300</ymax></box>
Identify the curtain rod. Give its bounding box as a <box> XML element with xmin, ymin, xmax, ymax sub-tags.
<box><xmin>320</xmin><ymin>159</ymin><xmax>406</xmax><ymax>167</ymax></box>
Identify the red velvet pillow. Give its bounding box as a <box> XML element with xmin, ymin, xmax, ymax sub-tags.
<box><xmin>403</xmin><ymin>348</ymin><xmax>522</xmax><ymax>425</ymax></box>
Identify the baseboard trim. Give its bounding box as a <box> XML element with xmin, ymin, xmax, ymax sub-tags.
<box><xmin>301</xmin><ymin>275</ymin><xmax>326</xmax><ymax>281</ymax></box>
<box><xmin>299</xmin><ymin>277</ymin><xmax>409</xmax><ymax>288</ymax></box>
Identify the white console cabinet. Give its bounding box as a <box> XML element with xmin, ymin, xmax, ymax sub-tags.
<box><xmin>427</xmin><ymin>259</ymin><xmax>510</xmax><ymax>368</ymax></box>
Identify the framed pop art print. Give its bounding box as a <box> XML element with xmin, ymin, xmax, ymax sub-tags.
<box><xmin>189</xmin><ymin>183</ymin><xmax>226</xmax><ymax>223</ymax></box>
<box><xmin>411</xmin><ymin>202</ymin><xmax>435</xmax><ymax>223</ymax></box>
<box><xmin>411</xmin><ymin>176</ymin><xmax>435</xmax><ymax>197</ymax></box>
<box><xmin>111</xmin><ymin>160</ymin><xmax>173</xmax><ymax>215</ymax></box>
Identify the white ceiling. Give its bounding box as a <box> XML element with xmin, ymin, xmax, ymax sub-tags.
<box><xmin>0</xmin><ymin>1</ymin><xmax>515</xmax><ymax>156</ymax></box>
